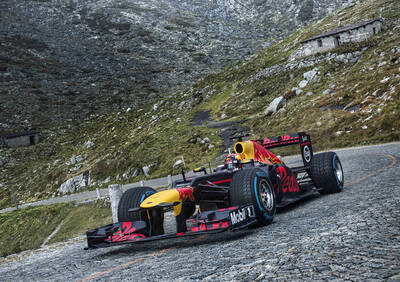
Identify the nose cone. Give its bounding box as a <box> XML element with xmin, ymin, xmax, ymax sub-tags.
<box><xmin>140</xmin><ymin>190</ymin><xmax>180</xmax><ymax>208</ymax></box>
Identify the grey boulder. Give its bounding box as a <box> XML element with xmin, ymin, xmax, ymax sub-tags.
<box><xmin>264</xmin><ymin>96</ymin><xmax>286</xmax><ymax>115</ymax></box>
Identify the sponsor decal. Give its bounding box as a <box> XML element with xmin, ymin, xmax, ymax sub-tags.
<box><xmin>263</xmin><ymin>137</ymin><xmax>274</xmax><ymax>145</ymax></box>
<box><xmin>275</xmin><ymin>166</ymin><xmax>300</xmax><ymax>193</ymax></box>
<box><xmin>229</xmin><ymin>205</ymin><xmax>255</xmax><ymax>225</ymax></box>
<box><xmin>263</xmin><ymin>134</ymin><xmax>300</xmax><ymax>147</ymax></box>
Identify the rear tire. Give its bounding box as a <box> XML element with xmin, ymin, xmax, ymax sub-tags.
<box><xmin>117</xmin><ymin>186</ymin><xmax>164</xmax><ymax>235</ymax></box>
<box><xmin>311</xmin><ymin>152</ymin><xmax>344</xmax><ymax>194</ymax></box>
<box><xmin>230</xmin><ymin>168</ymin><xmax>276</xmax><ymax>226</ymax></box>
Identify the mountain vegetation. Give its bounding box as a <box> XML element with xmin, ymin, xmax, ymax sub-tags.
<box><xmin>1</xmin><ymin>0</ymin><xmax>347</xmax><ymax>133</ymax></box>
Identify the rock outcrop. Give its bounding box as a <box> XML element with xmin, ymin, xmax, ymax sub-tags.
<box><xmin>264</xmin><ymin>96</ymin><xmax>286</xmax><ymax>115</ymax></box>
<box><xmin>58</xmin><ymin>171</ymin><xmax>91</xmax><ymax>194</ymax></box>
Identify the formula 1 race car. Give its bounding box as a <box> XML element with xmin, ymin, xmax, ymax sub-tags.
<box><xmin>86</xmin><ymin>132</ymin><xmax>344</xmax><ymax>249</ymax></box>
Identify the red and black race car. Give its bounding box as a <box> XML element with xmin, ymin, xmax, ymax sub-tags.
<box><xmin>86</xmin><ymin>132</ymin><xmax>344</xmax><ymax>249</ymax></box>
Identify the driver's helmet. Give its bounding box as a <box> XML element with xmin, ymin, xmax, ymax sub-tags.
<box><xmin>224</xmin><ymin>153</ymin><xmax>238</xmax><ymax>164</ymax></box>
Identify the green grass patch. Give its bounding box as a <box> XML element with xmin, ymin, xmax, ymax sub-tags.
<box><xmin>0</xmin><ymin>200</ymin><xmax>112</xmax><ymax>257</ymax></box>
<box><xmin>0</xmin><ymin>203</ymin><xmax>72</xmax><ymax>257</ymax></box>
<box><xmin>48</xmin><ymin>199</ymin><xmax>111</xmax><ymax>244</ymax></box>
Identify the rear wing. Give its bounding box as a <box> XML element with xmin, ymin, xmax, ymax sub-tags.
<box><xmin>256</xmin><ymin>132</ymin><xmax>313</xmax><ymax>167</ymax></box>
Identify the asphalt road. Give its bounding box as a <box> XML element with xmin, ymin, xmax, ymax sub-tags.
<box><xmin>0</xmin><ymin>142</ymin><xmax>399</xmax><ymax>281</ymax></box>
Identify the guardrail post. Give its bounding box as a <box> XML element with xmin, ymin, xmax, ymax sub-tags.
<box><xmin>96</xmin><ymin>188</ymin><xmax>101</xmax><ymax>199</ymax></box>
<box><xmin>108</xmin><ymin>184</ymin><xmax>123</xmax><ymax>223</ymax></box>
<box><xmin>140</xmin><ymin>180</ymin><xmax>144</xmax><ymax>187</ymax></box>
<box><xmin>167</xmin><ymin>175</ymin><xmax>172</xmax><ymax>188</ymax></box>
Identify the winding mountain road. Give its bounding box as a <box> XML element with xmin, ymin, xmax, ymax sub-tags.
<box><xmin>0</xmin><ymin>142</ymin><xmax>399</xmax><ymax>280</ymax></box>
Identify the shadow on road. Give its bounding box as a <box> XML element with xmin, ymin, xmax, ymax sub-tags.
<box><xmin>277</xmin><ymin>193</ymin><xmax>321</xmax><ymax>214</ymax></box>
<box><xmin>91</xmin><ymin>230</ymin><xmax>254</xmax><ymax>259</ymax></box>
<box><xmin>90</xmin><ymin>195</ymin><xmax>327</xmax><ymax>259</ymax></box>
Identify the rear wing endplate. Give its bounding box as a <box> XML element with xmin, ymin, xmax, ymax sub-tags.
<box><xmin>257</xmin><ymin>132</ymin><xmax>313</xmax><ymax>166</ymax></box>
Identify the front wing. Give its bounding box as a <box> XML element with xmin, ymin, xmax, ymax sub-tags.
<box><xmin>86</xmin><ymin>205</ymin><xmax>256</xmax><ymax>249</ymax></box>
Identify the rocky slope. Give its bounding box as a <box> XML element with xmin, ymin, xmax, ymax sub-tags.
<box><xmin>0</xmin><ymin>0</ymin><xmax>349</xmax><ymax>133</ymax></box>
<box><xmin>0</xmin><ymin>0</ymin><xmax>399</xmax><ymax>210</ymax></box>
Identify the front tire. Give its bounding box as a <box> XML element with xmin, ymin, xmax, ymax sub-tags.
<box><xmin>230</xmin><ymin>168</ymin><xmax>276</xmax><ymax>226</ymax></box>
<box><xmin>311</xmin><ymin>152</ymin><xmax>344</xmax><ymax>194</ymax></box>
<box><xmin>118</xmin><ymin>186</ymin><xmax>164</xmax><ymax>235</ymax></box>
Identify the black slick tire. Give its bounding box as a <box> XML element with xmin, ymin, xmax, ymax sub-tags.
<box><xmin>230</xmin><ymin>168</ymin><xmax>276</xmax><ymax>226</ymax></box>
<box><xmin>117</xmin><ymin>186</ymin><xmax>164</xmax><ymax>235</ymax></box>
<box><xmin>311</xmin><ymin>152</ymin><xmax>344</xmax><ymax>194</ymax></box>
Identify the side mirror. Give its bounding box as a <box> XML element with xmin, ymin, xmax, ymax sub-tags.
<box><xmin>172</xmin><ymin>156</ymin><xmax>187</xmax><ymax>182</ymax></box>
<box><xmin>193</xmin><ymin>167</ymin><xmax>207</xmax><ymax>175</ymax></box>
